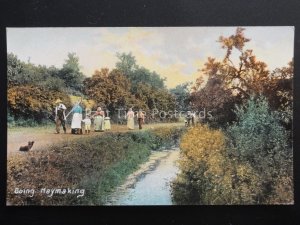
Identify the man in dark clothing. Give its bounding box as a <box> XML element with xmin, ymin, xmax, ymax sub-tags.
<box><xmin>137</xmin><ymin>109</ymin><xmax>145</xmax><ymax>130</ymax></box>
<box><xmin>55</xmin><ymin>99</ymin><xmax>67</xmax><ymax>134</ymax></box>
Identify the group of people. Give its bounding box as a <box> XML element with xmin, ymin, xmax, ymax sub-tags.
<box><xmin>185</xmin><ymin>111</ymin><xmax>196</xmax><ymax>127</ymax></box>
<box><xmin>54</xmin><ymin>99</ymin><xmax>145</xmax><ymax>134</ymax></box>
<box><xmin>54</xmin><ymin>99</ymin><xmax>110</xmax><ymax>134</ymax></box>
<box><xmin>126</xmin><ymin>108</ymin><xmax>145</xmax><ymax>130</ymax></box>
<box><xmin>92</xmin><ymin>106</ymin><xmax>111</xmax><ymax>132</ymax></box>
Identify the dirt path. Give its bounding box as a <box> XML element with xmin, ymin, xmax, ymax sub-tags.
<box><xmin>7</xmin><ymin>123</ymin><xmax>183</xmax><ymax>156</ymax></box>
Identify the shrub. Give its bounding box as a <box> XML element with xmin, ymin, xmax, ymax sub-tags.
<box><xmin>228</xmin><ymin>96</ymin><xmax>290</xmax><ymax>160</ymax></box>
<box><xmin>8</xmin><ymin>85</ymin><xmax>72</xmax><ymax>123</ymax></box>
<box><xmin>227</xmin><ymin>96</ymin><xmax>293</xmax><ymax>203</ymax></box>
<box><xmin>173</xmin><ymin>125</ymin><xmax>230</xmax><ymax>204</ymax></box>
<box><xmin>150</xmin><ymin>126</ymin><xmax>184</xmax><ymax>149</ymax></box>
<box><xmin>171</xmin><ymin>125</ymin><xmax>265</xmax><ymax>205</ymax></box>
<box><xmin>172</xmin><ymin>96</ymin><xmax>293</xmax><ymax>205</ymax></box>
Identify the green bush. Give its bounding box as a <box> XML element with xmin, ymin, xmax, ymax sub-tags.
<box><xmin>228</xmin><ymin>96</ymin><xmax>289</xmax><ymax>159</ymax></box>
<box><xmin>227</xmin><ymin>96</ymin><xmax>293</xmax><ymax>203</ymax></box>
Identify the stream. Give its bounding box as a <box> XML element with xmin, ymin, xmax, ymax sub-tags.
<box><xmin>105</xmin><ymin>148</ymin><xmax>180</xmax><ymax>205</ymax></box>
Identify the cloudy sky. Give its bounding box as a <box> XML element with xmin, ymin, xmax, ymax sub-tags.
<box><xmin>7</xmin><ymin>27</ymin><xmax>294</xmax><ymax>88</ymax></box>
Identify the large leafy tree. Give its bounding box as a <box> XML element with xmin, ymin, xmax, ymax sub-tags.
<box><xmin>135</xmin><ymin>83</ymin><xmax>176</xmax><ymax>112</ymax></box>
<box><xmin>115</xmin><ymin>52</ymin><xmax>137</xmax><ymax>77</ymax></box>
<box><xmin>192</xmin><ymin>27</ymin><xmax>293</xmax><ymax>128</ymax></box>
<box><xmin>60</xmin><ymin>53</ymin><xmax>85</xmax><ymax>92</ymax></box>
<box><xmin>84</xmin><ymin>67</ymin><xmax>176</xmax><ymax>118</ymax></box>
<box><xmin>114</xmin><ymin>52</ymin><xmax>175</xmax><ymax>117</ymax></box>
<box><xmin>115</xmin><ymin>52</ymin><xmax>166</xmax><ymax>91</ymax></box>
<box><xmin>7</xmin><ymin>53</ymin><xmax>67</xmax><ymax>91</ymax></box>
<box><xmin>83</xmin><ymin>68</ymin><xmax>137</xmax><ymax>112</ymax></box>
<box><xmin>198</xmin><ymin>27</ymin><xmax>270</xmax><ymax>99</ymax></box>
<box><xmin>7</xmin><ymin>53</ymin><xmax>24</xmax><ymax>87</ymax></box>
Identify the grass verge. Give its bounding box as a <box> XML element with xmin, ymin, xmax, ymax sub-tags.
<box><xmin>7</xmin><ymin>126</ymin><xmax>185</xmax><ymax>205</ymax></box>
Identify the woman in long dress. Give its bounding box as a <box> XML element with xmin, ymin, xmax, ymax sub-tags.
<box><xmin>127</xmin><ymin>108</ymin><xmax>135</xmax><ymax>130</ymax></box>
<box><xmin>71</xmin><ymin>103</ymin><xmax>83</xmax><ymax>134</ymax></box>
<box><xmin>93</xmin><ymin>107</ymin><xmax>105</xmax><ymax>132</ymax></box>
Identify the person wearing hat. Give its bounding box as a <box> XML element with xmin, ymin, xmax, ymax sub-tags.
<box><xmin>54</xmin><ymin>99</ymin><xmax>67</xmax><ymax>134</ymax></box>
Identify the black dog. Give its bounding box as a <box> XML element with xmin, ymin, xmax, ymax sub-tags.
<box><xmin>19</xmin><ymin>141</ymin><xmax>34</xmax><ymax>152</ymax></box>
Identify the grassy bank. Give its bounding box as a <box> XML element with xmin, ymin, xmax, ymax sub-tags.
<box><xmin>7</xmin><ymin>126</ymin><xmax>185</xmax><ymax>205</ymax></box>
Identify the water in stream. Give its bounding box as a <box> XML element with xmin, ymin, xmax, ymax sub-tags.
<box><xmin>105</xmin><ymin>148</ymin><xmax>180</xmax><ymax>205</ymax></box>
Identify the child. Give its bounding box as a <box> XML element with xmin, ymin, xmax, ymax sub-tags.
<box><xmin>82</xmin><ymin>115</ymin><xmax>92</xmax><ymax>134</ymax></box>
<box><xmin>104</xmin><ymin>116</ymin><xmax>111</xmax><ymax>130</ymax></box>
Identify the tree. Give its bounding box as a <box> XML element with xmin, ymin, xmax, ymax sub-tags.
<box><xmin>7</xmin><ymin>53</ymin><xmax>67</xmax><ymax>92</ymax></box>
<box><xmin>115</xmin><ymin>52</ymin><xmax>137</xmax><ymax>77</ymax></box>
<box><xmin>115</xmin><ymin>52</ymin><xmax>166</xmax><ymax>92</ymax></box>
<box><xmin>135</xmin><ymin>83</ymin><xmax>176</xmax><ymax>115</ymax></box>
<box><xmin>131</xmin><ymin>67</ymin><xmax>165</xmax><ymax>91</ymax></box>
<box><xmin>7</xmin><ymin>53</ymin><xmax>23</xmax><ymax>87</ymax></box>
<box><xmin>170</xmin><ymin>82</ymin><xmax>192</xmax><ymax>112</ymax></box>
<box><xmin>60</xmin><ymin>53</ymin><xmax>85</xmax><ymax>92</ymax></box>
<box><xmin>83</xmin><ymin>68</ymin><xmax>137</xmax><ymax>112</ymax></box>
<box><xmin>41</xmin><ymin>76</ymin><xmax>67</xmax><ymax>92</ymax></box>
<box><xmin>191</xmin><ymin>77</ymin><xmax>239</xmax><ymax>127</ymax></box>
<box><xmin>265</xmin><ymin>61</ymin><xmax>293</xmax><ymax>128</ymax></box>
<box><xmin>200</xmin><ymin>27</ymin><xmax>270</xmax><ymax>99</ymax></box>
<box><xmin>193</xmin><ymin>27</ymin><xmax>293</xmax><ymax>128</ymax></box>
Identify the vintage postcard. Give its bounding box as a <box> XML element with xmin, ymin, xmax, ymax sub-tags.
<box><xmin>6</xmin><ymin>27</ymin><xmax>294</xmax><ymax>205</ymax></box>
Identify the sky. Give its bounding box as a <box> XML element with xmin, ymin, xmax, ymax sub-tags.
<box><xmin>7</xmin><ymin>27</ymin><xmax>294</xmax><ymax>88</ymax></box>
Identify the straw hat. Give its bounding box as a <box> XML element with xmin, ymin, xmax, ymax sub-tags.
<box><xmin>55</xmin><ymin>99</ymin><xmax>63</xmax><ymax>104</ymax></box>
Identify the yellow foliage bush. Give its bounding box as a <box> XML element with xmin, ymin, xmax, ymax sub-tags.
<box><xmin>172</xmin><ymin>125</ymin><xmax>263</xmax><ymax>205</ymax></box>
<box><xmin>180</xmin><ymin>125</ymin><xmax>225</xmax><ymax>175</ymax></box>
<box><xmin>8</xmin><ymin>85</ymin><xmax>72</xmax><ymax>122</ymax></box>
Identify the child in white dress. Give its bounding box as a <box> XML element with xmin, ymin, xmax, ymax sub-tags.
<box><xmin>82</xmin><ymin>115</ymin><xmax>92</xmax><ymax>134</ymax></box>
